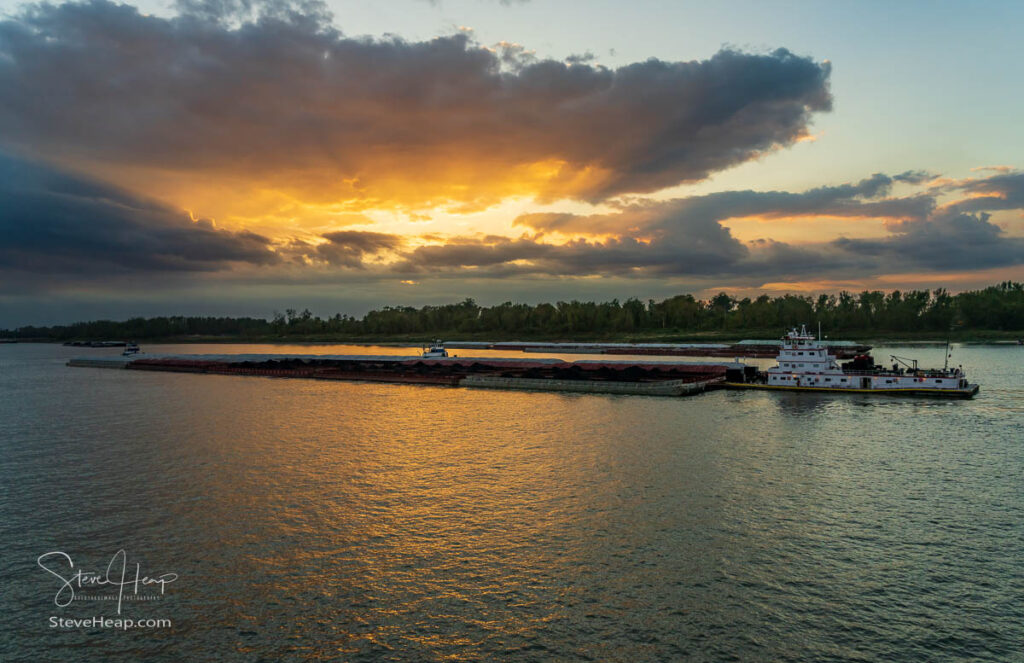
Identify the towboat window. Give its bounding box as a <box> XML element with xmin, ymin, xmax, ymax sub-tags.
<box><xmin>936</xmin><ymin>379</ymin><xmax>942</xmax><ymax>383</ymax></box>
<box><xmin>825</xmin><ymin>378</ymin><xmax>831</xmax><ymax>382</ymax></box>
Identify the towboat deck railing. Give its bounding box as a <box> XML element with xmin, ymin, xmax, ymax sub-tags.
<box><xmin>771</xmin><ymin>367</ymin><xmax>964</xmax><ymax>378</ymax></box>
<box><xmin>838</xmin><ymin>369</ymin><xmax>962</xmax><ymax>377</ymax></box>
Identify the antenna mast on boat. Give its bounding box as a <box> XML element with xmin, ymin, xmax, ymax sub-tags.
<box><xmin>943</xmin><ymin>336</ymin><xmax>951</xmax><ymax>372</ymax></box>
<box><xmin>818</xmin><ymin>321</ymin><xmax>821</xmax><ymax>341</ymax></box>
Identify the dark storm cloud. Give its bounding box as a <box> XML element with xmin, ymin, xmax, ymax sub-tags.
<box><xmin>834</xmin><ymin>211</ymin><xmax>1024</xmax><ymax>272</ymax></box>
<box><xmin>0</xmin><ymin>152</ymin><xmax>278</xmax><ymax>275</ymax></box>
<box><xmin>0</xmin><ymin>0</ymin><xmax>832</xmax><ymax>207</ymax></box>
<box><xmin>892</xmin><ymin>170</ymin><xmax>936</xmax><ymax>185</ymax></box>
<box><xmin>414</xmin><ymin>171</ymin><xmax>1023</xmax><ymax>280</ymax></box>
<box><xmin>395</xmin><ymin>208</ymin><xmax>1022</xmax><ymax>282</ymax></box>
<box><xmin>397</xmin><ymin>230</ymin><xmax>748</xmax><ymax>277</ymax></box>
<box><xmin>321</xmin><ymin>231</ymin><xmax>404</xmax><ymax>253</ymax></box>
<box><xmin>515</xmin><ymin>173</ymin><xmax>934</xmax><ymax>237</ymax></box>
<box><xmin>401</xmin><ymin>237</ymin><xmax>554</xmax><ymax>270</ymax></box>
<box><xmin>313</xmin><ymin>230</ymin><xmax>405</xmax><ymax>267</ymax></box>
<box><xmin>944</xmin><ymin>172</ymin><xmax>1024</xmax><ymax>215</ymax></box>
<box><xmin>171</xmin><ymin>0</ymin><xmax>334</xmax><ymax>25</ymax></box>
<box><xmin>740</xmin><ymin>239</ymin><xmax>852</xmax><ymax>276</ymax></box>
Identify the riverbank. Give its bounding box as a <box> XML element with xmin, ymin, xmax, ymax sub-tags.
<box><xmin>6</xmin><ymin>328</ymin><xmax>1021</xmax><ymax>345</ymax></box>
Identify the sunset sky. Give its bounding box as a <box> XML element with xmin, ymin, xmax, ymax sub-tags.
<box><xmin>1</xmin><ymin>0</ymin><xmax>1022</xmax><ymax>325</ymax></box>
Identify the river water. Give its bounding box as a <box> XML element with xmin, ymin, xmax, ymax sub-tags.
<box><xmin>1</xmin><ymin>342</ymin><xmax>1021</xmax><ymax>661</ymax></box>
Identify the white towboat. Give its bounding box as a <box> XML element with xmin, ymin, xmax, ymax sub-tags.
<box><xmin>726</xmin><ymin>325</ymin><xmax>979</xmax><ymax>398</ymax></box>
<box><xmin>421</xmin><ymin>340</ymin><xmax>450</xmax><ymax>359</ymax></box>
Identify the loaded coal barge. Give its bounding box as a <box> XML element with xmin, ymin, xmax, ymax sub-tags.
<box><xmin>68</xmin><ymin>353</ymin><xmax>751</xmax><ymax>397</ymax></box>
<box><xmin>445</xmin><ymin>339</ymin><xmax>871</xmax><ymax>359</ymax></box>
<box><xmin>722</xmin><ymin>325</ymin><xmax>979</xmax><ymax>398</ymax></box>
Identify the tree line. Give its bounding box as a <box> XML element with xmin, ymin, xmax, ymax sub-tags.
<box><xmin>4</xmin><ymin>282</ymin><xmax>1022</xmax><ymax>340</ymax></box>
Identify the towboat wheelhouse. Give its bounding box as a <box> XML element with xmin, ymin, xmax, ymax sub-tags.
<box><xmin>765</xmin><ymin>325</ymin><xmax>850</xmax><ymax>388</ymax></box>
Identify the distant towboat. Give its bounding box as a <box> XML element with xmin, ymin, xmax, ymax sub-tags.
<box><xmin>725</xmin><ymin>325</ymin><xmax>979</xmax><ymax>398</ymax></box>
<box><xmin>421</xmin><ymin>340</ymin><xmax>450</xmax><ymax>359</ymax></box>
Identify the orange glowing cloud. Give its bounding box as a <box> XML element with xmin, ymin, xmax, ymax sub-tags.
<box><xmin>720</xmin><ymin>215</ymin><xmax>891</xmax><ymax>243</ymax></box>
<box><xmin>0</xmin><ymin>1</ymin><xmax>833</xmax><ymax>222</ymax></box>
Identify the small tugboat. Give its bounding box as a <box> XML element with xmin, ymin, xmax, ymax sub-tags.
<box><xmin>122</xmin><ymin>342</ymin><xmax>142</xmax><ymax>356</ymax></box>
<box><xmin>725</xmin><ymin>325</ymin><xmax>978</xmax><ymax>398</ymax></box>
<box><xmin>421</xmin><ymin>340</ymin><xmax>451</xmax><ymax>359</ymax></box>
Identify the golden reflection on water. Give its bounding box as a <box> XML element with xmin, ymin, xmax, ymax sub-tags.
<box><xmin>160</xmin><ymin>372</ymin><xmax>657</xmax><ymax>657</ymax></box>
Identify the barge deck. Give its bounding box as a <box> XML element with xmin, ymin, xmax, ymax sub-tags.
<box><xmin>445</xmin><ymin>340</ymin><xmax>870</xmax><ymax>359</ymax></box>
<box><xmin>68</xmin><ymin>353</ymin><xmax>743</xmax><ymax>397</ymax></box>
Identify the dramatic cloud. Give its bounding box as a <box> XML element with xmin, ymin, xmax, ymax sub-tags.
<box><xmin>312</xmin><ymin>230</ymin><xmax>405</xmax><ymax>267</ymax></box>
<box><xmin>0</xmin><ymin>2</ymin><xmax>1017</xmax><ymax>305</ymax></box>
<box><xmin>892</xmin><ymin>170</ymin><xmax>937</xmax><ymax>185</ymax></box>
<box><xmin>393</xmin><ymin>171</ymin><xmax>1023</xmax><ymax>280</ymax></box>
<box><xmin>2</xmin><ymin>147</ymin><xmax>1018</xmax><ymax>290</ymax></box>
<box><xmin>836</xmin><ymin>211</ymin><xmax>1023</xmax><ymax>272</ymax></box>
<box><xmin>515</xmin><ymin>173</ymin><xmax>934</xmax><ymax>237</ymax></box>
<box><xmin>0</xmin><ymin>152</ymin><xmax>278</xmax><ymax>276</ymax></box>
<box><xmin>943</xmin><ymin>172</ymin><xmax>1024</xmax><ymax>215</ymax></box>
<box><xmin>0</xmin><ymin>0</ymin><xmax>831</xmax><ymax>210</ymax></box>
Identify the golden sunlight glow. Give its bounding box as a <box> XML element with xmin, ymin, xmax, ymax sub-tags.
<box><xmin>723</xmin><ymin>215</ymin><xmax>890</xmax><ymax>243</ymax></box>
<box><xmin>46</xmin><ymin>146</ymin><xmax>1020</xmax><ymax>299</ymax></box>
<box><xmin>795</xmin><ymin>131</ymin><xmax>824</xmax><ymax>143</ymax></box>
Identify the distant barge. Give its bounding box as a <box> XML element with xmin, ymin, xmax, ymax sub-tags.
<box><xmin>62</xmin><ymin>340</ymin><xmax>132</xmax><ymax>347</ymax></box>
<box><xmin>68</xmin><ymin>354</ymin><xmax>751</xmax><ymax>397</ymax></box>
<box><xmin>445</xmin><ymin>340</ymin><xmax>871</xmax><ymax>359</ymax></box>
<box><xmin>57</xmin><ymin>339</ymin><xmax>871</xmax><ymax>358</ymax></box>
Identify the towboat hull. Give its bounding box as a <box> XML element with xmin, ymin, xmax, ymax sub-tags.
<box><xmin>720</xmin><ymin>382</ymin><xmax>979</xmax><ymax>399</ymax></box>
